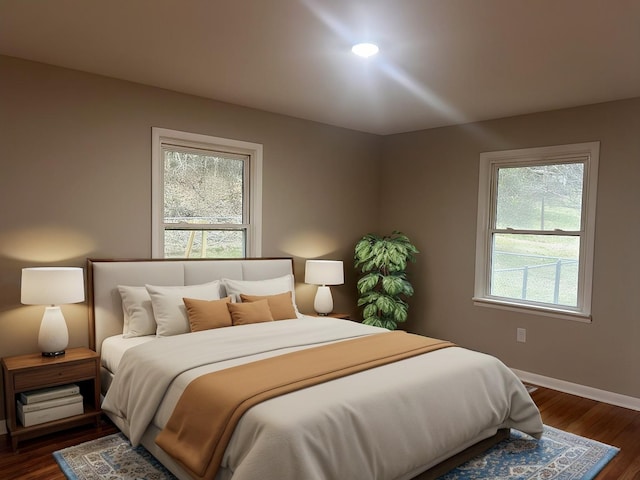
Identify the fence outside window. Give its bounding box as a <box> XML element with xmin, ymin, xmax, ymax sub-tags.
<box><xmin>491</xmin><ymin>251</ymin><xmax>578</xmax><ymax>307</ymax></box>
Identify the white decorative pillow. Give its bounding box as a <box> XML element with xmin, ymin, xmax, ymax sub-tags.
<box><xmin>221</xmin><ymin>274</ymin><xmax>301</xmax><ymax>318</ymax></box>
<box><xmin>118</xmin><ymin>285</ymin><xmax>156</xmax><ymax>338</ymax></box>
<box><xmin>146</xmin><ymin>281</ymin><xmax>222</xmax><ymax>337</ymax></box>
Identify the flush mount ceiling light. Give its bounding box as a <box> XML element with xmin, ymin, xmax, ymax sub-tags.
<box><xmin>351</xmin><ymin>42</ymin><xmax>379</xmax><ymax>58</ymax></box>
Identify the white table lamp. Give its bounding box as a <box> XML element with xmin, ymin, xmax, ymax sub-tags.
<box><xmin>305</xmin><ymin>260</ymin><xmax>344</xmax><ymax>315</ymax></box>
<box><xmin>21</xmin><ymin>267</ymin><xmax>85</xmax><ymax>357</ymax></box>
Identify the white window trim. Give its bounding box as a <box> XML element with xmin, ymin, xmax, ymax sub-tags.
<box><xmin>151</xmin><ymin>127</ymin><xmax>262</xmax><ymax>258</ymax></box>
<box><xmin>473</xmin><ymin>141</ymin><xmax>599</xmax><ymax>322</ymax></box>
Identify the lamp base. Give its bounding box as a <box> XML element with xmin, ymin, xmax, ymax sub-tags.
<box><xmin>42</xmin><ymin>350</ymin><xmax>66</xmax><ymax>357</ymax></box>
<box><xmin>38</xmin><ymin>306</ymin><xmax>69</xmax><ymax>357</ymax></box>
<box><xmin>313</xmin><ymin>286</ymin><xmax>334</xmax><ymax>316</ymax></box>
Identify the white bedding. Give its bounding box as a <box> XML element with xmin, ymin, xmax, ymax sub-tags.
<box><xmin>101</xmin><ymin>334</ymin><xmax>154</xmax><ymax>374</ymax></box>
<box><xmin>102</xmin><ymin>316</ymin><xmax>543</xmax><ymax>480</ymax></box>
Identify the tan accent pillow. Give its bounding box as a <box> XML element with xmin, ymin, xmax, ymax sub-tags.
<box><xmin>227</xmin><ymin>299</ymin><xmax>274</xmax><ymax>326</ymax></box>
<box><xmin>240</xmin><ymin>291</ymin><xmax>297</xmax><ymax>320</ymax></box>
<box><xmin>183</xmin><ymin>297</ymin><xmax>232</xmax><ymax>332</ymax></box>
<box><xmin>221</xmin><ymin>274</ymin><xmax>300</xmax><ymax>318</ymax></box>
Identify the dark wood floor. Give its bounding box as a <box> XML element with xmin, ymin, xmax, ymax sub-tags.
<box><xmin>0</xmin><ymin>386</ymin><xmax>638</xmax><ymax>479</ymax></box>
<box><xmin>530</xmin><ymin>386</ymin><xmax>640</xmax><ymax>479</ymax></box>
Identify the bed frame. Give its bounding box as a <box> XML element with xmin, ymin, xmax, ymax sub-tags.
<box><xmin>87</xmin><ymin>257</ymin><xmax>508</xmax><ymax>480</ymax></box>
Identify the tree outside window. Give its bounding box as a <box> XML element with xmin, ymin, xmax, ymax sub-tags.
<box><xmin>151</xmin><ymin>128</ymin><xmax>262</xmax><ymax>259</ymax></box>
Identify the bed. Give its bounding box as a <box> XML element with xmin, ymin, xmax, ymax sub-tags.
<box><xmin>88</xmin><ymin>257</ymin><xmax>543</xmax><ymax>480</ymax></box>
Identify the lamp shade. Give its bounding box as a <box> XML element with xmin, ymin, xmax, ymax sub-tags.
<box><xmin>21</xmin><ymin>267</ymin><xmax>85</xmax><ymax>305</ymax></box>
<box><xmin>305</xmin><ymin>260</ymin><xmax>344</xmax><ymax>286</ymax></box>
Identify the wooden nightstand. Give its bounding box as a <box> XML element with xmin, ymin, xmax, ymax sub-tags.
<box><xmin>2</xmin><ymin>347</ymin><xmax>101</xmax><ymax>449</ymax></box>
<box><xmin>314</xmin><ymin>313</ymin><xmax>359</xmax><ymax>321</ymax></box>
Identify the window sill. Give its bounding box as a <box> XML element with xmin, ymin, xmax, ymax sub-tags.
<box><xmin>472</xmin><ymin>297</ymin><xmax>592</xmax><ymax>323</ymax></box>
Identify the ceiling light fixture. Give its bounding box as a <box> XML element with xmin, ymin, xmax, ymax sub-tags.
<box><xmin>351</xmin><ymin>42</ymin><xmax>379</xmax><ymax>58</ymax></box>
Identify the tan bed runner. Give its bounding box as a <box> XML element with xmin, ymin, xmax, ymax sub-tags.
<box><xmin>156</xmin><ymin>331</ymin><xmax>455</xmax><ymax>480</ymax></box>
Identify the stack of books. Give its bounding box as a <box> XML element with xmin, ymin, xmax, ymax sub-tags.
<box><xmin>17</xmin><ymin>384</ymin><xmax>84</xmax><ymax>427</ymax></box>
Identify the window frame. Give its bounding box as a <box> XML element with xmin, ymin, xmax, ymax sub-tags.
<box><xmin>473</xmin><ymin>142</ymin><xmax>599</xmax><ymax>322</ymax></box>
<box><xmin>151</xmin><ymin>127</ymin><xmax>262</xmax><ymax>258</ymax></box>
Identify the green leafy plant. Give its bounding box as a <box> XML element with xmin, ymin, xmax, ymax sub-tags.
<box><xmin>354</xmin><ymin>231</ymin><xmax>419</xmax><ymax>330</ymax></box>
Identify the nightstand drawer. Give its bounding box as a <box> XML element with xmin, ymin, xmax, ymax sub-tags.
<box><xmin>13</xmin><ymin>361</ymin><xmax>95</xmax><ymax>391</ymax></box>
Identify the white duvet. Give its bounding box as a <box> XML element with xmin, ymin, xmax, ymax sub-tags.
<box><xmin>102</xmin><ymin>316</ymin><xmax>543</xmax><ymax>480</ymax></box>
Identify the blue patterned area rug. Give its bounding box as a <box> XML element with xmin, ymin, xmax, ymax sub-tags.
<box><xmin>53</xmin><ymin>426</ymin><xmax>619</xmax><ymax>480</ymax></box>
<box><xmin>438</xmin><ymin>425</ymin><xmax>619</xmax><ymax>480</ymax></box>
<box><xmin>53</xmin><ymin>433</ymin><xmax>177</xmax><ymax>480</ymax></box>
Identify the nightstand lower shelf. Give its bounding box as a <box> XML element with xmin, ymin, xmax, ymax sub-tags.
<box><xmin>8</xmin><ymin>409</ymin><xmax>102</xmax><ymax>448</ymax></box>
<box><xmin>2</xmin><ymin>347</ymin><xmax>102</xmax><ymax>450</ymax></box>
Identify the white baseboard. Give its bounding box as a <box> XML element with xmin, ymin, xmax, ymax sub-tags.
<box><xmin>0</xmin><ymin>419</ymin><xmax>6</xmax><ymax>435</ymax></box>
<box><xmin>512</xmin><ymin>368</ymin><xmax>640</xmax><ymax>412</ymax></box>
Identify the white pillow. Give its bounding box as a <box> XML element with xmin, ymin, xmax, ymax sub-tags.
<box><xmin>118</xmin><ymin>285</ymin><xmax>156</xmax><ymax>338</ymax></box>
<box><xmin>146</xmin><ymin>281</ymin><xmax>222</xmax><ymax>337</ymax></box>
<box><xmin>221</xmin><ymin>274</ymin><xmax>301</xmax><ymax>318</ymax></box>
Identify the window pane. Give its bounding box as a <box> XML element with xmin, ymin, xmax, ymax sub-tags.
<box><xmin>496</xmin><ymin>163</ymin><xmax>584</xmax><ymax>231</ymax></box>
<box><xmin>164</xmin><ymin>230</ymin><xmax>245</xmax><ymax>258</ymax></box>
<box><xmin>164</xmin><ymin>150</ymin><xmax>245</xmax><ymax>224</ymax></box>
<box><xmin>491</xmin><ymin>234</ymin><xmax>579</xmax><ymax>307</ymax></box>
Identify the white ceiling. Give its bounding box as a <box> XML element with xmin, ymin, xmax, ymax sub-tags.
<box><xmin>1</xmin><ymin>0</ymin><xmax>639</xmax><ymax>135</ymax></box>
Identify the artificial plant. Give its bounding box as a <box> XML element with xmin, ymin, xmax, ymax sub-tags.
<box><xmin>354</xmin><ymin>231</ymin><xmax>419</xmax><ymax>330</ymax></box>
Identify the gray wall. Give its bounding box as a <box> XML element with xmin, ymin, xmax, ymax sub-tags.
<box><xmin>0</xmin><ymin>56</ymin><xmax>381</xmax><ymax>419</ymax></box>
<box><xmin>380</xmin><ymin>98</ymin><xmax>640</xmax><ymax>399</ymax></box>
<box><xmin>1</xmin><ymin>54</ymin><xmax>638</xmax><ymax>423</ymax></box>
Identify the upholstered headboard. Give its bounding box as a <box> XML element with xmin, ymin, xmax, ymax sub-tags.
<box><xmin>87</xmin><ymin>258</ymin><xmax>295</xmax><ymax>353</ymax></box>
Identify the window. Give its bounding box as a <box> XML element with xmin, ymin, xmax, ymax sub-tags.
<box><xmin>152</xmin><ymin>128</ymin><xmax>262</xmax><ymax>258</ymax></box>
<box><xmin>474</xmin><ymin>142</ymin><xmax>599</xmax><ymax>321</ymax></box>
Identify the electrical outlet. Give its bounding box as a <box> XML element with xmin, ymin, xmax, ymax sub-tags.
<box><xmin>517</xmin><ymin>328</ymin><xmax>527</xmax><ymax>343</ymax></box>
